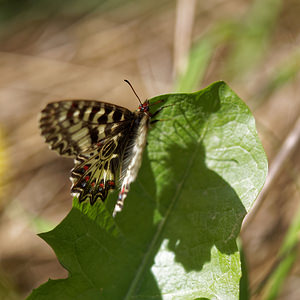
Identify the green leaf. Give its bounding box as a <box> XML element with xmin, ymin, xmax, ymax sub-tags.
<box><xmin>28</xmin><ymin>81</ymin><xmax>267</xmax><ymax>299</ymax></box>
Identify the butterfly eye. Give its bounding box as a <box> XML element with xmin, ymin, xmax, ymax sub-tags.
<box><xmin>138</xmin><ymin>103</ymin><xmax>149</xmax><ymax>112</ymax></box>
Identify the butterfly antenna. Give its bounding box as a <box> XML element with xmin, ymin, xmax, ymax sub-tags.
<box><xmin>124</xmin><ymin>79</ymin><xmax>142</xmax><ymax>105</ymax></box>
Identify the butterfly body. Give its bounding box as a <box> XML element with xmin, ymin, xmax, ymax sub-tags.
<box><xmin>40</xmin><ymin>99</ymin><xmax>152</xmax><ymax>215</ymax></box>
<box><xmin>115</xmin><ymin>110</ymin><xmax>150</xmax><ymax>215</ymax></box>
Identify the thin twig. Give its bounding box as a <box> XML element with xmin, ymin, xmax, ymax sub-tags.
<box><xmin>173</xmin><ymin>0</ymin><xmax>197</xmax><ymax>77</ymax></box>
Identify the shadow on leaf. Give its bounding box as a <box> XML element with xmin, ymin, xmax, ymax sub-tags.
<box><xmin>158</xmin><ymin>141</ymin><xmax>247</xmax><ymax>271</ymax></box>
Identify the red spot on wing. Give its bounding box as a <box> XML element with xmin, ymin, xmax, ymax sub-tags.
<box><xmin>85</xmin><ymin>176</ymin><xmax>90</xmax><ymax>182</ymax></box>
<box><xmin>108</xmin><ymin>180</ymin><xmax>115</xmax><ymax>187</ymax></box>
<box><xmin>99</xmin><ymin>183</ymin><xmax>104</xmax><ymax>188</ymax></box>
<box><xmin>83</xmin><ymin>165</ymin><xmax>89</xmax><ymax>171</ymax></box>
<box><xmin>91</xmin><ymin>182</ymin><xmax>95</xmax><ymax>187</ymax></box>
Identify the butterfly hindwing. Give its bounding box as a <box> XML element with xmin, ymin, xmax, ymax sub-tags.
<box><xmin>70</xmin><ymin>134</ymin><xmax>125</xmax><ymax>204</ymax></box>
<box><xmin>40</xmin><ymin>100</ymin><xmax>133</xmax><ymax>157</ymax></box>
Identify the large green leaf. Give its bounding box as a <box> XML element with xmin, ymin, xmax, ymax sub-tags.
<box><xmin>28</xmin><ymin>81</ymin><xmax>267</xmax><ymax>299</ymax></box>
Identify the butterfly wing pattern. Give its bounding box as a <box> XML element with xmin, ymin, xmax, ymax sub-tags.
<box><xmin>40</xmin><ymin>99</ymin><xmax>151</xmax><ymax>216</ymax></box>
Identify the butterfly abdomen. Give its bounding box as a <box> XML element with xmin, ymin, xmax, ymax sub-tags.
<box><xmin>113</xmin><ymin>112</ymin><xmax>150</xmax><ymax>216</ymax></box>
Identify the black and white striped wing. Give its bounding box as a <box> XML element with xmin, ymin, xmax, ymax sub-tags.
<box><xmin>70</xmin><ymin>134</ymin><xmax>129</xmax><ymax>204</ymax></box>
<box><xmin>40</xmin><ymin>100</ymin><xmax>134</xmax><ymax>204</ymax></box>
<box><xmin>40</xmin><ymin>100</ymin><xmax>133</xmax><ymax>157</ymax></box>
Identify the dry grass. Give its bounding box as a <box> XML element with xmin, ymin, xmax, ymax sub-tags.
<box><xmin>0</xmin><ymin>0</ymin><xmax>299</xmax><ymax>298</ymax></box>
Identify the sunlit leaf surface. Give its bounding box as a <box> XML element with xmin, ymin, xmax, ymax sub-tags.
<box><xmin>28</xmin><ymin>81</ymin><xmax>267</xmax><ymax>300</ymax></box>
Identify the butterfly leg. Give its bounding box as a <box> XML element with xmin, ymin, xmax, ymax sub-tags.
<box><xmin>150</xmin><ymin>104</ymin><xmax>173</xmax><ymax>119</ymax></box>
<box><xmin>150</xmin><ymin>105</ymin><xmax>173</xmax><ymax>124</ymax></box>
<box><xmin>149</xmin><ymin>99</ymin><xmax>165</xmax><ymax>106</ymax></box>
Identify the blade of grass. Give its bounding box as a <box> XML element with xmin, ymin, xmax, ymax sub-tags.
<box><xmin>224</xmin><ymin>0</ymin><xmax>282</xmax><ymax>78</ymax></box>
<box><xmin>174</xmin><ymin>22</ymin><xmax>234</xmax><ymax>92</ymax></box>
<box><xmin>261</xmin><ymin>201</ymin><xmax>300</xmax><ymax>300</ymax></box>
<box><xmin>252</xmin><ymin>49</ymin><xmax>300</xmax><ymax>109</ymax></box>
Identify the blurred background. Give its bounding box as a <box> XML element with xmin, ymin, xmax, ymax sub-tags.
<box><xmin>0</xmin><ymin>0</ymin><xmax>299</xmax><ymax>299</ymax></box>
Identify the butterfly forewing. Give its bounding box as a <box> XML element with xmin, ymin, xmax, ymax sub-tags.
<box><xmin>40</xmin><ymin>100</ymin><xmax>133</xmax><ymax>157</ymax></box>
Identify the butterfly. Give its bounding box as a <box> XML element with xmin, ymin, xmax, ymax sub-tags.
<box><xmin>39</xmin><ymin>80</ymin><xmax>163</xmax><ymax>216</ymax></box>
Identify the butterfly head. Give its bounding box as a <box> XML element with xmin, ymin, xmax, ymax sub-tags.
<box><xmin>138</xmin><ymin>101</ymin><xmax>150</xmax><ymax>114</ymax></box>
<box><xmin>124</xmin><ymin>80</ymin><xmax>150</xmax><ymax>115</ymax></box>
